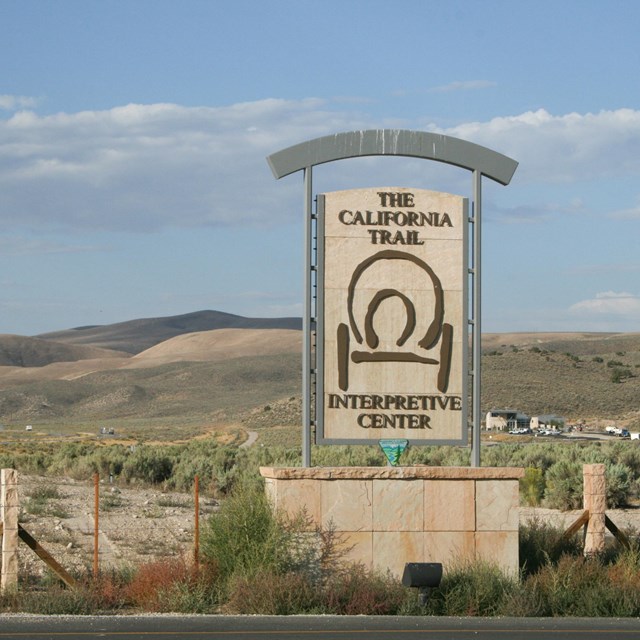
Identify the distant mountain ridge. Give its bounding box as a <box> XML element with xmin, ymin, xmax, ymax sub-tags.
<box><xmin>37</xmin><ymin>310</ymin><xmax>302</xmax><ymax>354</ymax></box>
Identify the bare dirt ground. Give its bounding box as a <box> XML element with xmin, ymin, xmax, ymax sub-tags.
<box><xmin>16</xmin><ymin>475</ymin><xmax>218</xmax><ymax>580</ymax></box>
<box><xmin>12</xmin><ymin>473</ymin><xmax>640</xmax><ymax>584</ymax></box>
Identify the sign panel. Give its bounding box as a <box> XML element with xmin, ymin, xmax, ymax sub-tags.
<box><xmin>318</xmin><ymin>188</ymin><xmax>468</xmax><ymax>444</ymax></box>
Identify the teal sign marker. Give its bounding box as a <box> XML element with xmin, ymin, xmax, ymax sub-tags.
<box><xmin>379</xmin><ymin>439</ymin><xmax>409</xmax><ymax>466</ymax></box>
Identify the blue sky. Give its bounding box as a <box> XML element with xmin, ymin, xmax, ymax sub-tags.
<box><xmin>1</xmin><ymin>0</ymin><xmax>640</xmax><ymax>336</ymax></box>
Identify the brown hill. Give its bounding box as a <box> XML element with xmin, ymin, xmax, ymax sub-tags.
<box><xmin>482</xmin><ymin>332</ymin><xmax>640</xmax><ymax>424</ymax></box>
<box><xmin>0</xmin><ymin>334</ymin><xmax>127</xmax><ymax>367</ymax></box>
<box><xmin>482</xmin><ymin>332</ymin><xmax>619</xmax><ymax>351</ymax></box>
<box><xmin>0</xmin><ymin>320</ymin><xmax>638</xmax><ymax>435</ymax></box>
<box><xmin>37</xmin><ymin>310</ymin><xmax>302</xmax><ymax>354</ymax></box>
<box><xmin>0</xmin><ymin>356</ymin><xmax>132</xmax><ymax>386</ymax></box>
<box><xmin>125</xmin><ymin>328</ymin><xmax>302</xmax><ymax>369</ymax></box>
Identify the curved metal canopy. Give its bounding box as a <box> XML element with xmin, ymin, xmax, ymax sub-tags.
<box><xmin>267</xmin><ymin>129</ymin><xmax>518</xmax><ymax>186</ymax></box>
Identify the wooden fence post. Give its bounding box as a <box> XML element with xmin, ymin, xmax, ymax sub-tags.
<box><xmin>1</xmin><ymin>469</ymin><xmax>19</xmax><ymax>593</ymax></box>
<box><xmin>194</xmin><ymin>475</ymin><xmax>200</xmax><ymax>569</ymax></box>
<box><xmin>94</xmin><ymin>473</ymin><xmax>99</xmax><ymax>578</ymax></box>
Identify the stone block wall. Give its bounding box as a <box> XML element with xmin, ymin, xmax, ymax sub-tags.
<box><xmin>260</xmin><ymin>466</ymin><xmax>524</xmax><ymax>576</ymax></box>
<box><xmin>584</xmin><ymin>463</ymin><xmax>606</xmax><ymax>555</ymax></box>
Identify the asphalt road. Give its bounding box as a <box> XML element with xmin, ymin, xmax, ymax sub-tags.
<box><xmin>2</xmin><ymin>616</ymin><xmax>640</xmax><ymax>640</ymax></box>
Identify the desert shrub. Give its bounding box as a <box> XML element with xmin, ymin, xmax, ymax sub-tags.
<box><xmin>522</xmin><ymin>555</ymin><xmax>640</xmax><ymax>617</ymax></box>
<box><xmin>425</xmin><ymin>561</ymin><xmax>517</xmax><ymax>616</ymax></box>
<box><xmin>406</xmin><ymin>445</ymin><xmax>470</xmax><ymax>467</ymax></box>
<box><xmin>611</xmin><ymin>367</ymin><xmax>634</xmax><ymax>384</ymax></box>
<box><xmin>56</xmin><ymin>569</ymin><xmax>134</xmax><ymax>613</ymax></box>
<box><xmin>605</xmin><ymin>462</ymin><xmax>633</xmax><ymax>508</ymax></box>
<box><xmin>519</xmin><ymin>519</ymin><xmax>582</xmax><ymax>577</ymax></box>
<box><xmin>206</xmin><ymin>447</ymin><xmax>248</xmax><ymax>495</ymax></box>
<box><xmin>200</xmin><ymin>478</ymin><xmax>303</xmax><ymax>593</ymax></box>
<box><xmin>225</xmin><ymin>563</ymin><xmax>409</xmax><ymax>616</ymax></box>
<box><xmin>121</xmin><ymin>446</ymin><xmax>174</xmax><ymax>485</ymax></box>
<box><xmin>28</xmin><ymin>484</ymin><xmax>62</xmax><ymax>500</ymax></box>
<box><xmin>323</xmin><ymin>565</ymin><xmax>409</xmax><ymax>615</ymax></box>
<box><xmin>25</xmin><ymin>484</ymin><xmax>68</xmax><ymax>518</ymax></box>
<box><xmin>47</xmin><ymin>442</ymin><xmax>96</xmax><ymax>477</ymax></box>
<box><xmin>520</xmin><ymin>467</ymin><xmax>545</xmax><ymax>506</ymax></box>
<box><xmin>200</xmin><ymin>475</ymin><xmax>350</xmax><ymax>605</ymax></box>
<box><xmin>483</xmin><ymin>444</ymin><xmax>521</xmax><ymax>468</ymax></box>
<box><xmin>121</xmin><ymin>559</ymin><xmax>179</xmax><ymax>610</ymax></box>
<box><xmin>613</xmin><ymin>444</ymin><xmax>640</xmax><ymax>476</ymax></box>
<box><xmin>543</xmin><ymin>460</ymin><xmax>583</xmax><ymax>510</ymax></box>
<box><xmin>154</xmin><ymin>572</ymin><xmax>219</xmax><ymax>613</ymax></box>
<box><xmin>514</xmin><ymin>445</ymin><xmax>556</xmax><ymax>472</ymax></box>
<box><xmin>124</xmin><ymin>557</ymin><xmax>217</xmax><ymax>612</ymax></box>
<box><xmin>247</xmin><ymin>444</ymin><xmax>303</xmax><ymax>468</ymax></box>
<box><xmin>312</xmin><ymin>445</ymin><xmax>385</xmax><ymax>467</ymax></box>
<box><xmin>88</xmin><ymin>446</ymin><xmax>128</xmax><ymax>477</ymax></box>
<box><xmin>12</xmin><ymin>584</ymin><xmax>102</xmax><ymax>615</ymax></box>
<box><xmin>225</xmin><ymin>569</ymin><xmax>321</xmax><ymax>614</ymax></box>
<box><xmin>170</xmin><ymin>448</ymin><xmax>228</xmax><ymax>494</ymax></box>
<box><xmin>100</xmin><ymin>491</ymin><xmax>125</xmax><ymax>511</ymax></box>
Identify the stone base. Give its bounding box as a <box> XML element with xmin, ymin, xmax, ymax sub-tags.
<box><xmin>260</xmin><ymin>466</ymin><xmax>524</xmax><ymax>576</ymax></box>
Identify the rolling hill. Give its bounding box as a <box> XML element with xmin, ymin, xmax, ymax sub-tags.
<box><xmin>0</xmin><ymin>334</ymin><xmax>128</xmax><ymax>367</ymax></box>
<box><xmin>0</xmin><ymin>313</ymin><xmax>639</xmax><ymax>437</ymax></box>
<box><xmin>125</xmin><ymin>328</ymin><xmax>301</xmax><ymax>368</ymax></box>
<box><xmin>37</xmin><ymin>310</ymin><xmax>302</xmax><ymax>354</ymax></box>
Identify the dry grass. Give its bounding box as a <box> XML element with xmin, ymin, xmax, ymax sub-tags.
<box><xmin>1</xmin><ymin>328</ymin><xmax>639</xmax><ymax>443</ymax></box>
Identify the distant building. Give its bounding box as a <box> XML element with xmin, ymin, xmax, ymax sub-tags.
<box><xmin>485</xmin><ymin>409</ymin><xmax>530</xmax><ymax>432</ymax></box>
<box><xmin>531</xmin><ymin>414</ymin><xmax>565</xmax><ymax>431</ymax></box>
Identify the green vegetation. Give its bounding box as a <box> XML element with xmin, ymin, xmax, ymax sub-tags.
<box><xmin>4</xmin><ymin>481</ymin><xmax>640</xmax><ymax>616</ymax></box>
<box><xmin>24</xmin><ymin>484</ymin><xmax>69</xmax><ymax>519</ymax></box>
<box><xmin>611</xmin><ymin>367</ymin><xmax>634</xmax><ymax>383</ymax></box>
<box><xmin>5</xmin><ymin>438</ymin><xmax>640</xmax><ymax>510</ymax></box>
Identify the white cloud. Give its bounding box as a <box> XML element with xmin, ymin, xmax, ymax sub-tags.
<box><xmin>0</xmin><ymin>94</ymin><xmax>38</xmax><ymax>111</ymax></box>
<box><xmin>2</xmin><ymin>101</ymin><xmax>640</xmax><ymax>233</ymax></box>
<box><xmin>609</xmin><ymin>201</ymin><xmax>640</xmax><ymax>219</ymax></box>
<box><xmin>0</xmin><ymin>99</ymin><xmax>377</xmax><ymax>232</ymax></box>
<box><xmin>442</xmin><ymin>108</ymin><xmax>640</xmax><ymax>183</ymax></box>
<box><xmin>569</xmin><ymin>291</ymin><xmax>640</xmax><ymax>318</ymax></box>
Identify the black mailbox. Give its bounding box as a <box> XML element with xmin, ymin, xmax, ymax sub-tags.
<box><xmin>402</xmin><ymin>562</ymin><xmax>443</xmax><ymax>605</ymax></box>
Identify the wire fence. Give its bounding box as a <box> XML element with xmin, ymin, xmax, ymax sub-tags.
<box><xmin>1</xmin><ymin>470</ymin><xmax>216</xmax><ymax>589</ymax></box>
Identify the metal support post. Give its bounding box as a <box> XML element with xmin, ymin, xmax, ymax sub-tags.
<box><xmin>302</xmin><ymin>166</ymin><xmax>313</xmax><ymax>467</ymax></box>
<box><xmin>471</xmin><ymin>170</ymin><xmax>482</xmax><ymax>467</ymax></box>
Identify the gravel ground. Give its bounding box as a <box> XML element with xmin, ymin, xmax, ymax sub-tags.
<box><xmin>15</xmin><ymin>475</ymin><xmax>218</xmax><ymax>579</ymax></box>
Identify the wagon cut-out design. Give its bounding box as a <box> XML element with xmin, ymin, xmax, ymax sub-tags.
<box><xmin>337</xmin><ymin>249</ymin><xmax>453</xmax><ymax>394</ymax></box>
